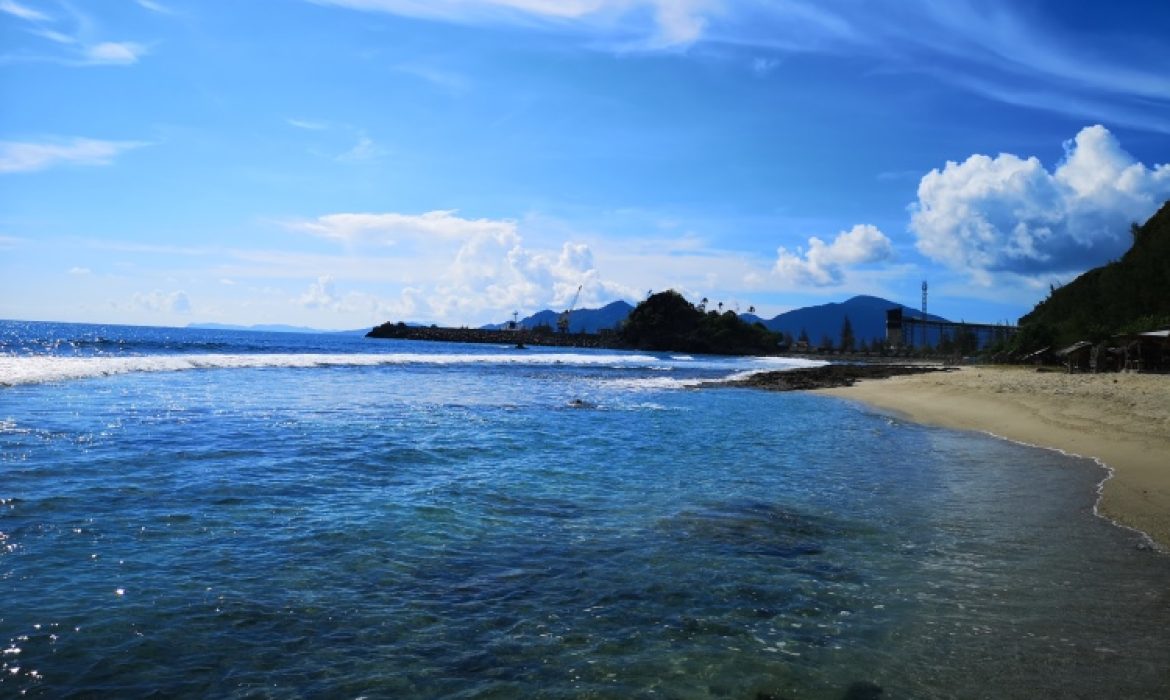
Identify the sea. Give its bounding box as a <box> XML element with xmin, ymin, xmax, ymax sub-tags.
<box><xmin>2</xmin><ymin>320</ymin><xmax>1168</xmax><ymax>699</ymax></box>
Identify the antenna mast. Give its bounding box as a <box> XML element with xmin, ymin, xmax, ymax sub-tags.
<box><xmin>921</xmin><ymin>280</ymin><xmax>928</xmax><ymax>348</ymax></box>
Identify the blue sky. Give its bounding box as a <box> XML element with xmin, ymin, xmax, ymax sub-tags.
<box><xmin>2</xmin><ymin>0</ymin><xmax>1169</xmax><ymax>329</ymax></box>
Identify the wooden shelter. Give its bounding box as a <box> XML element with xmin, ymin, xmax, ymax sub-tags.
<box><xmin>1056</xmin><ymin>340</ymin><xmax>1094</xmax><ymax>372</ymax></box>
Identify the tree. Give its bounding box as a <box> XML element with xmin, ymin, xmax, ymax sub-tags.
<box><xmin>840</xmin><ymin>315</ymin><xmax>855</xmax><ymax>352</ymax></box>
<box><xmin>798</xmin><ymin>328</ymin><xmax>810</xmax><ymax>344</ymax></box>
<box><xmin>617</xmin><ymin>290</ymin><xmax>781</xmax><ymax>355</ymax></box>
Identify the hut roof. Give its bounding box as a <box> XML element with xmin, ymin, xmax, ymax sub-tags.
<box><xmin>1056</xmin><ymin>340</ymin><xmax>1093</xmax><ymax>357</ymax></box>
<box><xmin>1020</xmin><ymin>346</ymin><xmax>1051</xmax><ymax>361</ymax></box>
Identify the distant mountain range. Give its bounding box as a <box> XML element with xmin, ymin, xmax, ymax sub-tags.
<box><xmin>746</xmin><ymin>295</ymin><xmax>948</xmax><ymax>345</ymax></box>
<box><xmin>486</xmin><ymin>295</ymin><xmax>947</xmax><ymax>345</ymax></box>
<box><xmin>482</xmin><ymin>301</ymin><xmax>635</xmax><ymax>334</ymax></box>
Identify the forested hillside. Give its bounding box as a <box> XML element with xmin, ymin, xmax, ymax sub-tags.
<box><xmin>1017</xmin><ymin>200</ymin><xmax>1170</xmax><ymax>349</ymax></box>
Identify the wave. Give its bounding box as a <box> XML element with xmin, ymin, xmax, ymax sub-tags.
<box><xmin>0</xmin><ymin>351</ymin><xmax>698</xmax><ymax>387</ymax></box>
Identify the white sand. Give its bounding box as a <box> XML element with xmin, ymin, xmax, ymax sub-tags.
<box><xmin>819</xmin><ymin>366</ymin><xmax>1170</xmax><ymax>548</ymax></box>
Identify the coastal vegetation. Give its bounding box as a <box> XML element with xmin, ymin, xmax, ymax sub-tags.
<box><xmin>617</xmin><ymin>290</ymin><xmax>781</xmax><ymax>355</ymax></box>
<box><xmin>1012</xmin><ymin>200</ymin><xmax>1170</xmax><ymax>350</ymax></box>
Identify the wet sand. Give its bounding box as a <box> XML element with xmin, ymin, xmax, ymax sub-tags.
<box><xmin>818</xmin><ymin>366</ymin><xmax>1170</xmax><ymax>548</ymax></box>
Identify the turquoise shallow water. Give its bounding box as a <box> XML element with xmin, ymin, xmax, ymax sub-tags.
<box><xmin>2</xmin><ymin>322</ymin><xmax>1168</xmax><ymax>698</ymax></box>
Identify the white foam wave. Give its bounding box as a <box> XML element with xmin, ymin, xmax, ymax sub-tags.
<box><xmin>0</xmin><ymin>351</ymin><xmax>665</xmax><ymax>387</ymax></box>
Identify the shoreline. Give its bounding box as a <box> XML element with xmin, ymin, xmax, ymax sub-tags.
<box><xmin>813</xmin><ymin>366</ymin><xmax>1170</xmax><ymax>549</ymax></box>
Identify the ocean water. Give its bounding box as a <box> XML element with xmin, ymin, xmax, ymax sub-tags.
<box><xmin>2</xmin><ymin>321</ymin><xmax>1168</xmax><ymax>699</ymax></box>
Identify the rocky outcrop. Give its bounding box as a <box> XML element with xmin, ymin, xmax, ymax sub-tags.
<box><xmin>711</xmin><ymin>364</ymin><xmax>953</xmax><ymax>391</ymax></box>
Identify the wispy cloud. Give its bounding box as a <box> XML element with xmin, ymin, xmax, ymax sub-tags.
<box><xmin>285</xmin><ymin>119</ymin><xmax>385</xmax><ymax>161</ymax></box>
<box><xmin>336</xmin><ymin>133</ymin><xmax>382</xmax><ymax>162</ymax></box>
<box><xmin>309</xmin><ymin>0</ymin><xmax>1169</xmax><ymax>130</ymax></box>
<box><xmin>310</xmin><ymin>0</ymin><xmax>717</xmax><ymax>48</ymax></box>
<box><xmin>2</xmin><ymin>2</ymin><xmax>150</xmax><ymax>67</ymax></box>
<box><xmin>0</xmin><ymin>137</ymin><xmax>148</xmax><ymax>174</ymax></box>
<box><xmin>287</xmin><ymin>118</ymin><xmax>329</xmax><ymax>131</ymax></box>
<box><xmin>393</xmin><ymin>62</ymin><xmax>470</xmax><ymax>94</ymax></box>
<box><xmin>291</xmin><ymin>210</ymin><xmax>518</xmax><ymax>246</ymax></box>
<box><xmin>0</xmin><ymin>0</ymin><xmax>48</xmax><ymax>22</ymax></box>
<box><xmin>85</xmin><ymin>41</ymin><xmax>147</xmax><ymax>65</ymax></box>
<box><xmin>135</xmin><ymin>0</ymin><xmax>174</xmax><ymax>14</ymax></box>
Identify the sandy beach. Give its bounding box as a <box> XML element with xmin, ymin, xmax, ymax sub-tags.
<box><xmin>819</xmin><ymin>366</ymin><xmax>1170</xmax><ymax>548</ymax></box>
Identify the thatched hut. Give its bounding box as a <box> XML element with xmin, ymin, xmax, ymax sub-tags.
<box><xmin>1056</xmin><ymin>340</ymin><xmax>1094</xmax><ymax>373</ymax></box>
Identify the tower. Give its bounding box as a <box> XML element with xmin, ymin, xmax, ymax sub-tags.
<box><xmin>921</xmin><ymin>280</ymin><xmax>928</xmax><ymax>347</ymax></box>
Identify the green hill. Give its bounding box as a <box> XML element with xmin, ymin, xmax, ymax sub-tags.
<box><xmin>618</xmin><ymin>290</ymin><xmax>780</xmax><ymax>355</ymax></box>
<box><xmin>1016</xmin><ymin>200</ymin><xmax>1170</xmax><ymax>350</ymax></box>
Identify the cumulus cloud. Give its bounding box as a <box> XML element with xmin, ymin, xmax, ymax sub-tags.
<box><xmin>774</xmin><ymin>224</ymin><xmax>894</xmax><ymax>286</ymax></box>
<box><xmin>0</xmin><ymin>137</ymin><xmax>147</xmax><ymax>173</ymax></box>
<box><xmin>290</xmin><ymin>209</ymin><xmax>635</xmax><ymax>323</ymax></box>
<box><xmin>910</xmin><ymin>125</ymin><xmax>1170</xmax><ymax>283</ymax></box>
<box><xmin>298</xmin><ymin>275</ymin><xmax>338</xmax><ymax>308</ymax></box>
<box><xmin>134</xmin><ymin>290</ymin><xmax>191</xmax><ymax>314</ymax></box>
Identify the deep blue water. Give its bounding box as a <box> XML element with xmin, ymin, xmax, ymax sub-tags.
<box><xmin>2</xmin><ymin>321</ymin><xmax>1168</xmax><ymax>698</ymax></box>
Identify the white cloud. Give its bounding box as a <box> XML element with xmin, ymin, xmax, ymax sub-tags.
<box><xmin>394</xmin><ymin>63</ymin><xmax>470</xmax><ymax>94</ymax></box>
<box><xmin>910</xmin><ymin>125</ymin><xmax>1170</xmax><ymax>282</ymax></box>
<box><xmin>292</xmin><ymin>210</ymin><xmax>519</xmax><ymax>246</ymax></box>
<box><xmin>287</xmin><ymin>118</ymin><xmax>329</xmax><ymax>130</ymax></box>
<box><xmin>134</xmin><ymin>290</ymin><xmax>191</xmax><ymax>314</ymax></box>
<box><xmin>310</xmin><ymin>1</ymin><xmax>1168</xmax><ymax>128</ymax></box>
<box><xmin>311</xmin><ymin>0</ymin><xmax>717</xmax><ymax>47</ymax></box>
<box><xmin>136</xmin><ymin>0</ymin><xmax>173</xmax><ymax>14</ymax></box>
<box><xmin>336</xmin><ymin>134</ymin><xmax>380</xmax><ymax>162</ymax></box>
<box><xmin>85</xmin><ymin>41</ymin><xmax>147</xmax><ymax>65</ymax></box>
<box><xmin>298</xmin><ymin>275</ymin><xmax>338</xmax><ymax>308</ymax></box>
<box><xmin>751</xmin><ymin>57</ymin><xmax>779</xmax><ymax>76</ymax></box>
<box><xmin>288</xmin><ymin>210</ymin><xmax>635</xmax><ymax>323</ymax></box>
<box><xmin>68</xmin><ymin>266</ymin><xmax>92</xmax><ymax>275</ymax></box>
<box><xmin>774</xmin><ymin>224</ymin><xmax>894</xmax><ymax>286</ymax></box>
<box><xmin>0</xmin><ymin>0</ymin><xmax>48</xmax><ymax>21</ymax></box>
<box><xmin>0</xmin><ymin>137</ymin><xmax>147</xmax><ymax>173</ymax></box>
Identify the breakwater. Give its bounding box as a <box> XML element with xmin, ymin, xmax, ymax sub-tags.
<box><xmin>366</xmin><ymin>322</ymin><xmax>623</xmax><ymax>349</ymax></box>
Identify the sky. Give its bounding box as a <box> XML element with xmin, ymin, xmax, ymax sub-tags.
<box><xmin>2</xmin><ymin>0</ymin><xmax>1169</xmax><ymax>330</ymax></box>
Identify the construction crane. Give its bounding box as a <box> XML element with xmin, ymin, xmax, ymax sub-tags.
<box><xmin>557</xmin><ymin>284</ymin><xmax>583</xmax><ymax>334</ymax></box>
